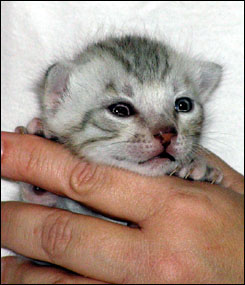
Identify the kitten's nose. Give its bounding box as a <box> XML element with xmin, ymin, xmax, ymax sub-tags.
<box><xmin>154</xmin><ymin>127</ymin><xmax>177</xmax><ymax>145</ymax></box>
<box><xmin>160</xmin><ymin>132</ymin><xmax>176</xmax><ymax>143</ymax></box>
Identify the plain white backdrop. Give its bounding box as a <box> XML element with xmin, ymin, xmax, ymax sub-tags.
<box><xmin>1</xmin><ymin>1</ymin><xmax>244</xmax><ymax>257</ymax></box>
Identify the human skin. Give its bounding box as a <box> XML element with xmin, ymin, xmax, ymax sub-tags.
<box><xmin>1</xmin><ymin>131</ymin><xmax>244</xmax><ymax>284</ymax></box>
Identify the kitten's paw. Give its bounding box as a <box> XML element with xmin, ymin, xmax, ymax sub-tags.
<box><xmin>26</xmin><ymin>117</ymin><xmax>44</xmax><ymax>136</ymax></box>
<box><xmin>20</xmin><ymin>182</ymin><xmax>58</xmax><ymax>207</ymax></box>
<box><xmin>15</xmin><ymin>118</ymin><xmax>44</xmax><ymax>136</ymax></box>
<box><xmin>15</xmin><ymin>118</ymin><xmax>54</xmax><ymax>139</ymax></box>
<box><xmin>15</xmin><ymin>126</ymin><xmax>28</xmax><ymax>134</ymax></box>
<box><xmin>173</xmin><ymin>160</ymin><xmax>223</xmax><ymax>184</ymax></box>
<box><xmin>205</xmin><ymin>165</ymin><xmax>223</xmax><ymax>184</ymax></box>
<box><xmin>16</xmin><ymin>119</ymin><xmax>60</xmax><ymax>208</ymax></box>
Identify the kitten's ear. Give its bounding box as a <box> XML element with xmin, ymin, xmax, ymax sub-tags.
<box><xmin>192</xmin><ymin>61</ymin><xmax>222</xmax><ymax>101</ymax></box>
<box><xmin>43</xmin><ymin>62</ymin><xmax>72</xmax><ymax>113</ymax></box>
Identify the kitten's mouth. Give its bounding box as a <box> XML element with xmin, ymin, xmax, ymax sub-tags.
<box><xmin>157</xmin><ymin>151</ymin><xmax>176</xmax><ymax>161</ymax></box>
<box><xmin>138</xmin><ymin>151</ymin><xmax>175</xmax><ymax>165</ymax></box>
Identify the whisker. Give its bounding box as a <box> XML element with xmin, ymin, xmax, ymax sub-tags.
<box><xmin>83</xmin><ymin>140</ymin><xmax>134</xmax><ymax>152</ymax></box>
<box><xmin>201</xmin><ymin>131</ymin><xmax>232</xmax><ymax>137</ymax></box>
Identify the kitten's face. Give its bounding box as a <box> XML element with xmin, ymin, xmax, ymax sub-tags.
<box><xmin>41</xmin><ymin>37</ymin><xmax>221</xmax><ymax>176</ymax></box>
<box><xmin>76</xmin><ymin>81</ymin><xmax>203</xmax><ymax>176</ymax></box>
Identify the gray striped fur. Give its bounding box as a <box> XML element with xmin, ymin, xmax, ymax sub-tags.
<box><xmin>40</xmin><ymin>34</ymin><xmax>222</xmax><ymax>176</ymax></box>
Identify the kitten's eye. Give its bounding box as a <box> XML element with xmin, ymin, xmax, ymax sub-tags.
<box><xmin>175</xmin><ymin>97</ymin><xmax>193</xmax><ymax>112</ymax></box>
<box><xmin>108</xmin><ymin>102</ymin><xmax>135</xmax><ymax>117</ymax></box>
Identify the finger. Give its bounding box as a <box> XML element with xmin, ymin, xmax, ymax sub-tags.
<box><xmin>1</xmin><ymin>132</ymin><xmax>77</xmax><ymax>195</ymax></box>
<box><xmin>1</xmin><ymin>202</ymin><xmax>143</xmax><ymax>284</ymax></box>
<box><xmin>201</xmin><ymin>149</ymin><xmax>244</xmax><ymax>194</ymax></box>
<box><xmin>1</xmin><ymin>131</ymin><xmax>183</xmax><ymax>222</ymax></box>
<box><xmin>1</xmin><ymin>256</ymin><xmax>107</xmax><ymax>284</ymax></box>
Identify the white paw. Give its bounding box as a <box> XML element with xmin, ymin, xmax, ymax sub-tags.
<box><xmin>20</xmin><ymin>182</ymin><xmax>58</xmax><ymax>207</ymax></box>
<box><xmin>15</xmin><ymin>117</ymin><xmax>53</xmax><ymax>139</ymax></box>
<box><xmin>15</xmin><ymin>118</ymin><xmax>44</xmax><ymax>136</ymax></box>
<box><xmin>173</xmin><ymin>160</ymin><xmax>223</xmax><ymax>184</ymax></box>
<box><xmin>26</xmin><ymin>117</ymin><xmax>44</xmax><ymax>135</ymax></box>
<box><xmin>205</xmin><ymin>165</ymin><xmax>223</xmax><ymax>184</ymax></box>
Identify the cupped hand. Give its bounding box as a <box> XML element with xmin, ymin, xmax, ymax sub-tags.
<box><xmin>1</xmin><ymin>132</ymin><xmax>244</xmax><ymax>284</ymax></box>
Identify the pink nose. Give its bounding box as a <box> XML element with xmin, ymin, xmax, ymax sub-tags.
<box><xmin>159</xmin><ymin>132</ymin><xmax>176</xmax><ymax>143</ymax></box>
<box><xmin>154</xmin><ymin>127</ymin><xmax>177</xmax><ymax>145</ymax></box>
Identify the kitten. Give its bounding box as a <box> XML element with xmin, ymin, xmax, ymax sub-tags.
<box><xmin>16</xmin><ymin>35</ymin><xmax>223</xmax><ymax>221</ymax></box>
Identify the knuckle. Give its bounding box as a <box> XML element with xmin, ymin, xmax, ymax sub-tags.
<box><xmin>148</xmin><ymin>250</ymin><xmax>197</xmax><ymax>284</ymax></box>
<box><xmin>17</xmin><ymin>136</ymin><xmax>46</xmax><ymax>179</ymax></box>
<box><xmin>167</xmin><ymin>189</ymin><xmax>212</xmax><ymax>218</ymax></box>
<box><xmin>69</xmin><ymin>161</ymin><xmax>106</xmax><ymax>199</ymax></box>
<box><xmin>20</xmin><ymin>144</ymin><xmax>41</xmax><ymax>177</ymax></box>
<box><xmin>40</xmin><ymin>210</ymin><xmax>74</xmax><ymax>263</ymax></box>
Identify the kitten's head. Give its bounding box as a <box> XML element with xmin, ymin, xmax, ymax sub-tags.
<box><xmin>41</xmin><ymin>36</ymin><xmax>222</xmax><ymax>176</ymax></box>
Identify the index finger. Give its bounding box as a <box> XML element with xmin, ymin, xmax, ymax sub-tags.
<box><xmin>1</xmin><ymin>131</ymin><xmax>182</xmax><ymax>223</ymax></box>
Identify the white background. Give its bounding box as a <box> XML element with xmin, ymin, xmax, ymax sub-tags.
<box><xmin>1</xmin><ymin>1</ymin><xmax>244</xmax><ymax>257</ymax></box>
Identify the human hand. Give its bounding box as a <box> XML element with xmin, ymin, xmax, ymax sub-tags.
<box><xmin>1</xmin><ymin>132</ymin><xmax>244</xmax><ymax>284</ymax></box>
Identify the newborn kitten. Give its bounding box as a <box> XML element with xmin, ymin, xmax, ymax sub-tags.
<box><xmin>16</xmin><ymin>35</ymin><xmax>223</xmax><ymax>220</ymax></box>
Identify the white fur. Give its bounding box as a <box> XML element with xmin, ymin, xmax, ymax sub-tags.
<box><xmin>40</xmin><ymin>39</ymin><xmax>220</xmax><ymax>178</ymax></box>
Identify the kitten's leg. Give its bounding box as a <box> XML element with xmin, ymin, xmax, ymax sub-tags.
<box><xmin>16</xmin><ymin>117</ymin><xmax>52</xmax><ymax>138</ymax></box>
<box><xmin>15</xmin><ymin>118</ymin><xmax>60</xmax><ymax>207</ymax></box>
<box><xmin>20</xmin><ymin>183</ymin><xmax>58</xmax><ymax>206</ymax></box>
<box><xmin>176</xmin><ymin>159</ymin><xmax>223</xmax><ymax>184</ymax></box>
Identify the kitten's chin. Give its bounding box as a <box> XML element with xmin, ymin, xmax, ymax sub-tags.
<box><xmin>112</xmin><ymin>157</ymin><xmax>178</xmax><ymax>177</ymax></box>
<box><xmin>84</xmin><ymin>153</ymin><xmax>178</xmax><ymax>176</ymax></box>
